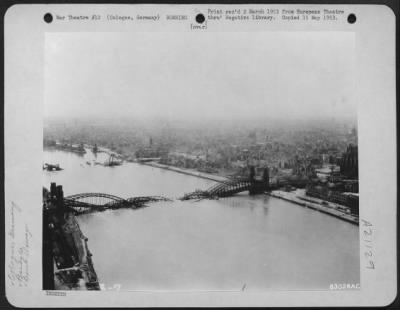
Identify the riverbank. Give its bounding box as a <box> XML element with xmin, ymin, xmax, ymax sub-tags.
<box><xmin>50</xmin><ymin>142</ymin><xmax>231</xmax><ymax>183</ymax></box>
<box><xmin>266</xmin><ymin>189</ymin><xmax>359</xmax><ymax>225</ymax></box>
<box><xmin>139</xmin><ymin>161</ymin><xmax>230</xmax><ymax>183</ymax></box>
<box><xmin>44</xmin><ymin>144</ymin><xmax>359</xmax><ymax>226</ymax></box>
<box><xmin>43</xmin><ymin>185</ymin><xmax>100</xmax><ymax>290</ymax></box>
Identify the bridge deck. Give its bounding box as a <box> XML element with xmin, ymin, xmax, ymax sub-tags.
<box><xmin>181</xmin><ymin>178</ymin><xmax>268</xmax><ymax>200</ymax></box>
<box><xmin>64</xmin><ymin>177</ymin><xmax>269</xmax><ymax>213</ymax></box>
<box><xmin>64</xmin><ymin>194</ymin><xmax>170</xmax><ymax>215</ymax></box>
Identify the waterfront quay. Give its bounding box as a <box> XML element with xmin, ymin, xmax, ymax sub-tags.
<box><xmin>267</xmin><ymin>189</ymin><xmax>359</xmax><ymax>225</ymax></box>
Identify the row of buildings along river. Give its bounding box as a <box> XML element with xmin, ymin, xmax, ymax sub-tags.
<box><xmin>44</xmin><ymin>134</ymin><xmax>359</xmax><ymax>219</ymax></box>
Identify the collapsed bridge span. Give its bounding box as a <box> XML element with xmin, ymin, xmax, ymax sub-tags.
<box><xmin>64</xmin><ymin>193</ymin><xmax>171</xmax><ymax>215</ymax></box>
<box><xmin>180</xmin><ymin>166</ymin><xmax>270</xmax><ymax>200</ymax></box>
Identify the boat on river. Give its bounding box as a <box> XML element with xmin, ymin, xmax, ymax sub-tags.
<box><xmin>43</xmin><ymin>163</ymin><xmax>63</xmax><ymax>171</ymax></box>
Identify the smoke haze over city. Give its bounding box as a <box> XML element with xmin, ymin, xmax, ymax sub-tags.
<box><xmin>45</xmin><ymin>31</ymin><xmax>355</xmax><ymax>122</ymax></box>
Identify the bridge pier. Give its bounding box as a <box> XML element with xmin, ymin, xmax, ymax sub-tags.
<box><xmin>248</xmin><ymin>166</ymin><xmax>270</xmax><ymax>195</ymax></box>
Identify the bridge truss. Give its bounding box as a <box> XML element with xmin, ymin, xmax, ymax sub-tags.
<box><xmin>181</xmin><ymin>177</ymin><xmax>268</xmax><ymax>200</ymax></box>
<box><xmin>64</xmin><ymin>193</ymin><xmax>170</xmax><ymax>215</ymax></box>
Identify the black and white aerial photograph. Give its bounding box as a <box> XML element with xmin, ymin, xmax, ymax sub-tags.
<box><xmin>42</xmin><ymin>31</ymin><xmax>360</xmax><ymax>291</ymax></box>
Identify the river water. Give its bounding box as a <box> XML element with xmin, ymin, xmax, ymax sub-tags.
<box><xmin>43</xmin><ymin>149</ymin><xmax>360</xmax><ymax>291</ymax></box>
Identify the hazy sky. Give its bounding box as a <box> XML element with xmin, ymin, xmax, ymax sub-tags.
<box><xmin>45</xmin><ymin>31</ymin><xmax>355</xmax><ymax>121</ymax></box>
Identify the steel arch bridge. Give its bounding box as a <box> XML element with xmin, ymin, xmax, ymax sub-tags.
<box><xmin>64</xmin><ymin>193</ymin><xmax>170</xmax><ymax>215</ymax></box>
<box><xmin>180</xmin><ymin>177</ymin><xmax>269</xmax><ymax>200</ymax></box>
<box><xmin>208</xmin><ymin>178</ymin><xmax>253</xmax><ymax>197</ymax></box>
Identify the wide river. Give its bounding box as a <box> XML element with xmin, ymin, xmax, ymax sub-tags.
<box><xmin>43</xmin><ymin>149</ymin><xmax>360</xmax><ymax>291</ymax></box>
